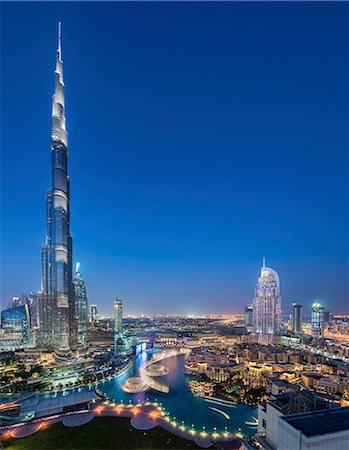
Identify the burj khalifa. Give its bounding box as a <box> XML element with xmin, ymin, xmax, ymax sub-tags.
<box><xmin>38</xmin><ymin>23</ymin><xmax>76</xmax><ymax>355</ymax></box>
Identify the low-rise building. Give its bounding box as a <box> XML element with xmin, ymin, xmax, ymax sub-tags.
<box><xmin>188</xmin><ymin>380</ymin><xmax>214</xmax><ymax>397</ymax></box>
<box><xmin>249</xmin><ymin>391</ymin><xmax>339</xmax><ymax>450</ymax></box>
<box><xmin>313</xmin><ymin>375</ymin><xmax>349</xmax><ymax>395</ymax></box>
<box><xmin>206</xmin><ymin>365</ymin><xmax>230</xmax><ymax>382</ymax></box>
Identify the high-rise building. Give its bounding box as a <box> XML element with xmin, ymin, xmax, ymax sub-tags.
<box><xmin>245</xmin><ymin>303</ymin><xmax>253</xmax><ymax>329</ymax></box>
<box><xmin>73</xmin><ymin>262</ymin><xmax>88</xmax><ymax>344</ymax></box>
<box><xmin>252</xmin><ymin>258</ymin><xmax>281</xmax><ymax>335</ymax></box>
<box><xmin>27</xmin><ymin>292</ymin><xmax>39</xmax><ymax>330</ymax></box>
<box><xmin>90</xmin><ymin>304</ymin><xmax>98</xmax><ymax>325</ymax></box>
<box><xmin>323</xmin><ymin>309</ymin><xmax>332</xmax><ymax>330</ymax></box>
<box><xmin>311</xmin><ymin>301</ymin><xmax>324</xmax><ymax>338</ymax></box>
<box><xmin>8</xmin><ymin>294</ymin><xmax>39</xmax><ymax>330</ymax></box>
<box><xmin>113</xmin><ymin>297</ymin><xmax>136</xmax><ymax>356</ymax></box>
<box><xmin>292</xmin><ymin>303</ymin><xmax>302</xmax><ymax>334</ymax></box>
<box><xmin>114</xmin><ymin>298</ymin><xmax>123</xmax><ymax>334</ymax></box>
<box><xmin>38</xmin><ymin>23</ymin><xmax>76</xmax><ymax>353</ymax></box>
<box><xmin>0</xmin><ymin>305</ymin><xmax>31</xmax><ymax>345</ymax></box>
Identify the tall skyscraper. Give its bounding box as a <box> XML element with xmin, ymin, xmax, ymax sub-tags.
<box><xmin>90</xmin><ymin>304</ymin><xmax>98</xmax><ymax>324</ymax></box>
<box><xmin>113</xmin><ymin>297</ymin><xmax>136</xmax><ymax>356</ymax></box>
<box><xmin>73</xmin><ymin>262</ymin><xmax>88</xmax><ymax>344</ymax></box>
<box><xmin>252</xmin><ymin>258</ymin><xmax>281</xmax><ymax>335</ymax></box>
<box><xmin>322</xmin><ymin>310</ymin><xmax>333</xmax><ymax>331</ymax></box>
<box><xmin>38</xmin><ymin>23</ymin><xmax>76</xmax><ymax>354</ymax></box>
<box><xmin>311</xmin><ymin>301</ymin><xmax>324</xmax><ymax>338</ymax></box>
<box><xmin>114</xmin><ymin>298</ymin><xmax>123</xmax><ymax>334</ymax></box>
<box><xmin>245</xmin><ymin>303</ymin><xmax>253</xmax><ymax>330</ymax></box>
<box><xmin>292</xmin><ymin>303</ymin><xmax>302</xmax><ymax>334</ymax></box>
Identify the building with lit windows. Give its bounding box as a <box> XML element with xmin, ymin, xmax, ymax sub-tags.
<box><xmin>113</xmin><ymin>297</ymin><xmax>137</xmax><ymax>356</ymax></box>
<box><xmin>114</xmin><ymin>298</ymin><xmax>123</xmax><ymax>334</ymax></box>
<box><xmin>0</xmin><ymin>305</ymin><xmax>31</xmax><ymax>345</ymax></box>
<box><xmin>311</xmin><ymin>301</ymin><xmax>324</xmax><ymax>338</ymax></box>
<box><xmin>292</xmin><ymin>303</ymin><xmax>302</xmax><ymax>334</ymax></box>
<box><xmin>252</xmin><ymin>259</ymin><xmax>281</xmax><ymax>335</ymax></box>
<box><xmin>245</xmin><ymin>303</ymin><xmax>253</xmax><ymax>330</ymax></box>
<box><xmin>73</xmin><ymin>262</ymin><xmax>88</xmax><ymax>344</ymax></box>
<box><xmin>8</xmin><ymin>293</ymin><xmax>39</xmax><ymax>330</ymax></box>
<box><xmin>90</xmin><ymin>304</ymin><xmax>98</xmax><ymax>324</ymax></box>
<box><xmin>38</xmin><ymin>23</ymin><xmax>76</xmax><ymax>354</ymax></box>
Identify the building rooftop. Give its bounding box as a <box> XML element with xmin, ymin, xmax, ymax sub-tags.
<box><xmin>269</xmin><ymin>391</ymin><xmax>334</xmax><ymax>415</ymax></box>
<box><xmin>20</xmin><ymin>391</ymin><xmax>98</xmax><ymax>417</ymax></box>
<box><xmin>282</xmin><ymin>406</ymin><xmax>349</xmax><ymax>437</ymax></box>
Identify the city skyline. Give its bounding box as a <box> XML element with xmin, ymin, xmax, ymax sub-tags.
<box><xmin>2</xmin><ymin>2</ymin><xmax>348</xmax><ymax>315</ymax></box>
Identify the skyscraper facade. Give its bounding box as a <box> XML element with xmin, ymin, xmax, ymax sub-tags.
<box><xmin>311</xmin><ymin>301</ymin><xmax>324</xmax><ymax>338</ymax></box>
<box><xmin>73</xmin><ymin>262</ymin><xmax>88</xmax><ymax>344</ymax></box>
<box><xmin>114</xmin><ymin>298</ymin><xmax>123</xmax><ymax>334</ymax></box>
<box><xmin>252</xmin><ymin>259</ymin><xmax>281</xmax><ymax>335</ymax></box>
<box><xmin>292</xmin><ymin>303</ymin><xmax>302</xmax><ymax>334</ymax></box>
<box><xmin>38</xmin><ymin>23</ymin><xmax>76</xmax><ymax>353</ymax></box>
<box><xmin>90</xmin><ymin>305</ymin><xmax>98</xmax><ymax>324</ymax></box>
<box><xmin>113</xmin><ymin>297</ymin><xmax>136</xmax><ymax>356</ymax></box>
<box><xmin>245</xmin><ymin>303</ymin><xmax>253</xmax><ymax>330</ymax></box>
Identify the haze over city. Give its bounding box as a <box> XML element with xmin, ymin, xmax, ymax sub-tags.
<box><xmin>2</xmin><ymin>1</ymin><xmax>348</xmax><ymax>315</ymax></box>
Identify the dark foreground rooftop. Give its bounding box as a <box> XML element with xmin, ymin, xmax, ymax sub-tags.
<box><xmin>282</xmin><ymin>406</ymin><xmax>349</xmax><ymax>437</ymax></box>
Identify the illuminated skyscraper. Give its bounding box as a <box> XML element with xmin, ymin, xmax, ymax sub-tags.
<box><xmin>245</xmin><ymin>303</ymin><xmax>253</xmax><ymax>330</ymax></box>
<box><xmin>73</xmin><ymin>262</ymin><xmax>88</xmax><ymax>344</ymax></box>
<box><xmin>311</xmin><ymin>301</ymin><xmax>324</xmax><ymax>338</ymax></box>
<box><xmin>90</xmin><ymin>305</ymin><xmax>98</xmax><ymax>324</ymax></box>
<box><xmin>114</xmin><ymin>298</ymin><xmax>123</xmax><ymax>333</ymax></box>
<box><xmin>38</xmin><ymin>23</ymin><xmax>76</xmax><ymax>353</ymax></box>
<box><xmin>113</xmin><ymin>297</ymin><xmax>136</xmax><ymax>356</ymax></box>
<box><xmin>292</xmin><ymin>303</ymin><xmax>302</xmax><ymax>334</ymax></box>
<box><xmin>252</xmin><ymin>258</ymin><xmax>281</xmax><ymax>335</ymax></box>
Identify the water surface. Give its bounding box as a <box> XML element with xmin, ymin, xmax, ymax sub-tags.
<box><xmin>97</xmin><ymin>350</ymin><xmax>257</xmax><ymax>435</ymax></box>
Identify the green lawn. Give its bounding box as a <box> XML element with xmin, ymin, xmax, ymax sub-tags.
<box><xmin>1</xmin><ymin>417</ymin><xmax>200</xmax><ymax>450</ymax></box>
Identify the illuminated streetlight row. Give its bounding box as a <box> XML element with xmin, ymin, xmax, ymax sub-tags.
<box><xmin>93</xmin><ymin>389</ymin><xmax>244</xmax><ymax>439</ymax></box>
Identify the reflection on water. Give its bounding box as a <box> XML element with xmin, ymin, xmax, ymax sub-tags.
<box><xmin>98</xmin><ymin>350</ymin><xmax>257</xmax><ymax>435</ymax></box>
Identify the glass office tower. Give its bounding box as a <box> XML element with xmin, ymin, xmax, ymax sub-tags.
<box><xmin>73</xmin><ymin>263</ymin><xmax>88</xmax><ymax>344</ymax></box>
<box><xmin>38</xmin><ymin>23</ymin><xmax>76</xmax><ymax>354</ymax></box>
<box><xmin>245</xmin><ymin>303</ymin><xmax>254</xmax><ymax>329</ymax></box>
<box><xmin>114</xmin><ymin>298</ymin><xmax>123</xmax><ymax>334</ymax></box>
<box><xmin>1</xmin><ymin>305</ymin><xmax>31</xmax><ymax>344</ymax></box>
<box><xmin>292</xmin><ymin>303</ymin><xmax>303</xmax><ymax>334</ymax></box>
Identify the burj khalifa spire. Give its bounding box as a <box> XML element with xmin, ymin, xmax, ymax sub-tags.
<box><xmin>38</xmin><ymin>23</ymin><xmax>76</xmax><ymax>356</ymax></box>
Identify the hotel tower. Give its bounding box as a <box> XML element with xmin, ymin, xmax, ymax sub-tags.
<box><xmin>252</xmin><ymin>258</ymin><xmax>281</xmax><ymax>335</ymax></box>
<box><xmin>38</xmin><ymin>23</ymin><xmax>76</xmax><ymax>354</ymax></box>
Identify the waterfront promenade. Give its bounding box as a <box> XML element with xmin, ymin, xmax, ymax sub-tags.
<box><xmin>0</xmin><ymin>400</ymin><xmax>242</xmax><ymax>448</ymax></box>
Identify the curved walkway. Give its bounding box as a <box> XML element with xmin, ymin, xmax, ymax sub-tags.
<box><xmin>11</xmin><ymin>423</ymin><xmax>42</xmax><ymax>438</ymax></box>
<box><xmin>63</xmin><ymin>412</ymin><xmax>95</xmax><ymax>427</ymax></box>
<box><xmin>130</xmin><ymin>415</ymin><xmax>159</xmax><ymax>430</ymax></box>
<box><xmin>91</xmin><ymin>402</ymin><xmax>242</xmax><ymax>445</ymax></box>
<box><xmin>1</xmin><ymin>401</ymin><xmax>242</xmax><ymax>448</ymax></box>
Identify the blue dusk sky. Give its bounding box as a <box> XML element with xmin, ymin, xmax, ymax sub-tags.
<box><xmin>1</xmin><ymin>1</ymin><xmax>348</xmax><ymax>315</ymax></box>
